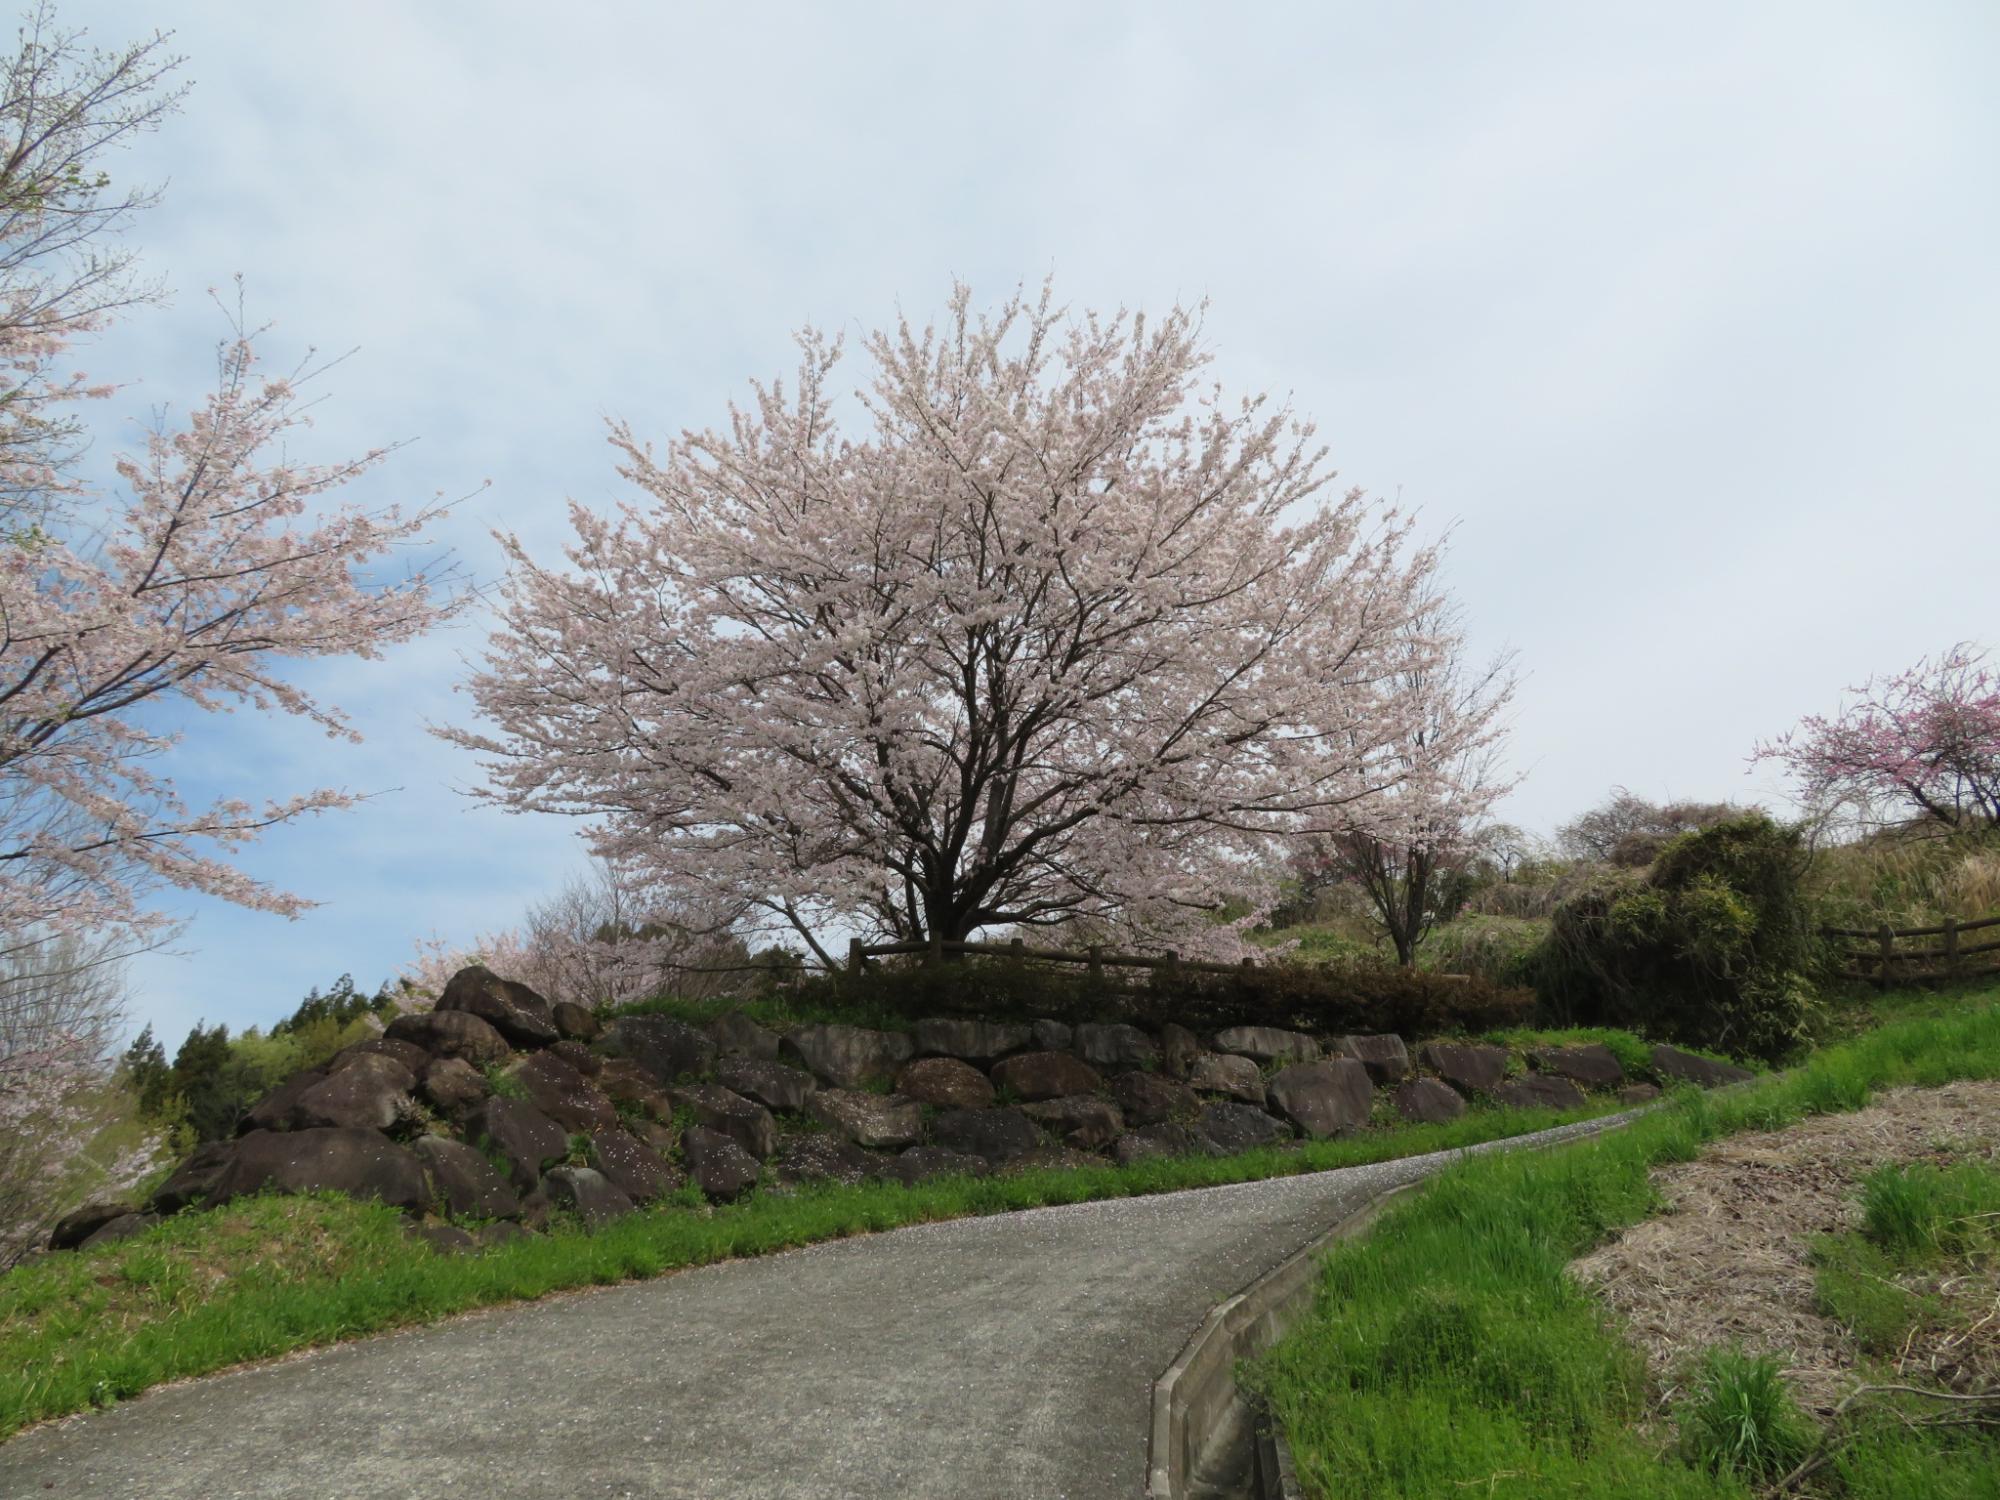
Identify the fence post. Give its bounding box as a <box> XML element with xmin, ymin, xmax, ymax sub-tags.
<box><xmin>1009</xmin><ymin>937</ymin><xmax>1025</xmax><ymax>960</ymax></box>
<box><xmin>1944</xmin><ymin>917</ymin><xmax>1960</xmax><ymax>982</ymax></box>
<box><xmin>1240</xmin><ymin>956</ymin><xmax>1255</xmax><ymax>970</ymax></box>
<box><xmin>1165</xmin><ymin>950</ymin><xmax>1181</xmax><ymax>977</ymax></box>
<box><xmin>1087</xmin><ymin>945</ymin><xmax>1102</xmax><ymax>978</ymax></box>
<box><xmin>927</xmin><ymin>933</ymin><xmax>942</xmax><ymax>968</ymax></box>
<box><xmin>848</xmin><ymin>937</ymin><xmax>865</xmax><ymax>975</ymax></box>
<box><xmin>1877</xmin><ymin>924</ymin><xmax>1894</xmax><ymax>991</ymax></box>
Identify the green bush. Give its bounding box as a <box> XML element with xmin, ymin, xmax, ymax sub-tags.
<box><xmin>791</xmin><ymin>956</ymin><xmax>1535</xmax><ymax>1039</ymax></box>
<box><xmin>1535</xmin><ymin>815</ymin><xmax>1822</xmax><ymax>1062</ymax></box>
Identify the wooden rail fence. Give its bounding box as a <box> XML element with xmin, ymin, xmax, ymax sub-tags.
<box><xmin>847</xmin><ymin>936</ymin><xmax>1474</xmax><ymax>984</ymax></box>
<box><xmin>1820</xmin><ymin>913</ymin><xmax>2000</xmax><ymax>988</ymax></box>
<box><xmin>848</xmin><ymin>936</ymin><xmax>1263</xmax><ymax>978</ymax></box>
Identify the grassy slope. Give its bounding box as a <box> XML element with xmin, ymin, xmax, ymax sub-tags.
<box><xmin>1253</xmin><ymin>985</ymin><xmax>2000</xmax><ymax>1500</ymax></box>
<box><xmin>0</xmin><ymin>1091</ymin><xmax>1628</xmax><ymax>1443</ymax></box>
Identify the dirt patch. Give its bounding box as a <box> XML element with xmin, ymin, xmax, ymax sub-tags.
<box><xmin>1570</xmin><ymin>1079</ymin><xmax>2000</xmax><ymax>1413</ymax></box>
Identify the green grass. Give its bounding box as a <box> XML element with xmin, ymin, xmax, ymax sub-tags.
<box><xmin>1678</xmin><ymin>1347</ymin><xmax>1816</xmax><ymax>1481</ymax></box>
<box><xmin>1253</xmin><ymin>986</ymin><xmax>2000</xmax><ymax>1499</ymax></box>
<box><xmin>0</xmin><ymin>1095</ymin><xmax>1623</xmax><ymax>1443</ymax></box>
<box><xmin>1814</xmin><ymin>1155</ymin><xmax>2000</xmax><ymax>1358</ymax></box>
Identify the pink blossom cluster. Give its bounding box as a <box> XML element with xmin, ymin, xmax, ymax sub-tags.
<box><xmin>0</xmin><ymin>1029</ymin><xmax>163</xmax><ymax>1267</ymax></box>
<box><xmin>1755</xmin><ymin>644</ymin><xmax>2000</xmax><ymax>829</ymax></box>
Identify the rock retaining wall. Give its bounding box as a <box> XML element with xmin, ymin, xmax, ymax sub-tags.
<box><xmin>53</xmin><ymin>967</ymin><xmax>1753</xmax><ymax>1255</ymax></box>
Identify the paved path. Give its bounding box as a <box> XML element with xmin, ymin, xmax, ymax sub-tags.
<box><xmin>0</xmin><ymin>1115</ymin><xmax>1628</xmax><ymax>1499</ymax></box>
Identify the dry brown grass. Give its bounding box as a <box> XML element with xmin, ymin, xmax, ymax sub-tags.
<box><xmin>1571</xmin><ymin>1080</ymin><xmax>2000</xmax><ymax>1415</ymax></box>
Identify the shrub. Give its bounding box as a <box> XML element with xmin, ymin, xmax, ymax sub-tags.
<box><xmin>795</xmin><ymin>957</ymin><xmax>1535</xmax><ymax>1039</ymax></box>
<box><xmin>1535</xmin><ymin>815</ymin><xmax>1822</xmax><ymax>1062</ymax></box>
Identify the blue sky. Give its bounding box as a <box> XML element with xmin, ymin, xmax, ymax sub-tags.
<box><xmin>47</xmin><ymin>0</ymin><xmax>1998</xmax><ymax>1044</ymax></box>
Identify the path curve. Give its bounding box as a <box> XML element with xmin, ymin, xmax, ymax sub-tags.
<box><xmin>1</xmin><ymin>1115</ymin><xmax>1631</xmax><ymax>1499</ymax></box>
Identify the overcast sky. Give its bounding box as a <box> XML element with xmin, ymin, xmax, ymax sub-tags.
<box><xmin>49</xmin><ymin>0</ymin><xmax>1997</xmax><ymax>1044</ymax></box>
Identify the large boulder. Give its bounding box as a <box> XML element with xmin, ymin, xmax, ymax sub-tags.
<box><xmin>239</xmin><ymin>1069</ymin><xmax>326</xmax><ymax>1133</ymax></box>
<box><xmin>407</xmin><ymin>1222</ymin><xmax>478</xmax><ymax>1256</ymax></box>
<box><xmin>293</xmin><ymin>1054</ymin><xmax>416</xmax><ymax>1132</ymax></box>
<box><xmin>781</xmin><ymin>1024</ymin><xmax>914</xmax><ymax>1089</ymax></box>
<box><xmin>930</xmin><ymin>1107</ymin><xmax>1040</xmax><ymax>1165</ymax></box>
<box><xmin>1493</xmin><ymin>1075</ymin><xmax>1587</xmax><ymax>1112</ymax></box>
<box><xmin>1158</xmin><ymin>1023</ymin><xmax>1202</xmax><ymax>1081</ymax></box>
<box><xmin>435</xmin><ymin>965</ymin><xmax>560</xmax><ymax>1049</ymax></box>
<box><xmin>208</xmin><ymin>1128</ymin><xmax>429</xmax><ymax>1213</ymax></box>
<box><xmin>682</xmin><ymin>1126</ymin><xmax>759</xmax><ymax>1201</ymax></box>
<box><xmin>1021</xmin><ymin>1096</ymin><xmax>1124</xmax><ymax>1151</ymax></box>
<box><xmin>1391</xmin><ymin>1078</ymin><xmax>1467</xmax><ymax>1124</ymax></box>
<box><xmin>602</xmin><ymin>1015</ymin><xmax>719</xmax><ymax>1086</ymax></box>
<box><xmin>895</xmin><ymin>1056</ymin><xmax>996</xmax><ymax>1111</ymax></box>
<box><xmin>541</xmin><ymin>1166</ymin><xmax>634</xmax><ymax>1229</ymax></box>
<box><xmin>327</xmin><ymin>1037</ymin><xmax>431</xmax><ymax>1077</ymax></box>
<box><xmin>1197</xmin><ymin>1102</ymin><xmax>1292</xmax><ymax>1154</ymax></box>
<box><xmin>1186</xmin><ymin>1052</ymin><xmax>1267</xmax><ymax>1104</ymax></box>
<box><xmin>464</xmin><ymin>1097</ymin><xmax>570</xmax><ymax>1192</ymax></box>
<box><xmin>1112</xmin><ymin>1122</ymin><xmax>1212</xmax><ymax>1166</ymax></box>
<box><xmin>1418</xmin><ymin>1041</ymin><xmax>1510</xmax><ymax>1096</ymax></box>
<box><xmin>885</xmin><ymin>1146</ymin><xmax>991</xmax><ymax>1185</ymax></box>
<box><xmin>596</xmin><ymin>1058</ymin><xmax>675</xmax><ymax>1122</ymax></box>
<box><xmin>707</xmin><ymin>1011</ymin><xmax>781</xmax><ymax>1061</ymax></box>
<box><xmin>1532</xmin><ymin>1044</ymin><xmax>1625</xmax><ymax>1090</ymax></box>
<box><xmin>413</xmin><ymin>1135</ymin><xmax>520</xmax><ymax>1220</ymax></box>
<box><xmin>1651</xmin><ymin>1045</ymin><xmax>1755</xmax><ymax>1088</ymax></box>
<box><xmin>1618</xmin><ymin>1083</ymin><xmax>1663</xmax><ymax>1106</ymax></box>
<box><xmin>1110</xmin><ymin>1070</ymin><xmax>1199</xmax><ymax>1127</ymax></box>
<box><xmin>989</xmin><ymin>1051</ymin><xmax>1103</xmax><ymax>1102</ymax></box>
<box><xmin>551</xmin><ymin>1001</ymin><xmax>603</xmax><ymax>1044</ymax></box>
<box><xmin>807</xmin><ymin>1089</ymin><xmax>923</xmax><ymax>1150</ymax></box>
<box><xmin>1073</xmin><ymin>1023</ymin><xmax>1160</xmax><ymax>1071</ymax></box>
<box><xmin>769</xmin><ymin>1133</ymin><xmax>884</xmax><ymax>1187</ymax></box>
<box><xmin>504</xmin><ymin>1051</ymin><xmax>620</xmax><ymax>1135</ymax></box>
<box><xmin>1030</xmin><ymin>1019</ymin><xmax>1073</xmax><ymax>1053</ymax></box>
<box><xmin>669</xmin><ymin>1084</ymin><xmax>779</xmax><ymax>1159</ymax></box>
<box><xmin>714</xmin><ymin>1057</ymin><xmax>817</xmax><ymax>1114</ymax></box>
<box><xmin>913</xmin><ymin>1018</ymin><xmax>1033</xmax><ymax>1065</ymax></box>
<box><xmin>1213</xmin><ymin>1026</ymin><xmax>1318</xmax><ymax>1066</ymax></box>
<box><xmin>1338</xmin><ymin>1034</ymin><xmax>1412</xmax><ymax>1085</ymax></box>
<box><xmin>420</xmin><ymin>1056</ymin><xmax>490</xmax><ymax>1118</ymax></box>
<box><xmin>547</xmin><ymin>1039</ymin><xmax>603</xmax><ymax>1077</ymax></box>
<box><xmin>78</xmin><ymin>1212</ymin><xmax>157</xmax><ymax>1251</ymax></box>
<box><xmin>385</xmin><ymin>1009</ymin><xmax>512</xmax><ymax>1066</ymax></box>
<box><xmin>149</xmin><ymin>1140</ymin><xmax>237</xmax><ymax>1214</ymax></box>
<box><xmin>49</xmin><ymin>1200</ymin><xmax>140</xmax><ymax>1252</ymax></box>
<box><xmin>587</xmin><ymin>1130</ymin><xmax>678</xmax><ymax>1202</ymax></box>
<box><xmin>1265</xmin><ymin>1059</ymin><xmax>1374</xmax><ymax>1139</ymax></box>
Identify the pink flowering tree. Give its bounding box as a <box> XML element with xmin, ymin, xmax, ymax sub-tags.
<box><xmin>450</xmin><ymin>282</ymin><xmax>1452</xmax><ymax>966</ymax></box>
<box><xmin>1292</xmin><ymin>586</ymin><xmax>1517</xmax><ymax>964</ymax></box>
<box><xmin>0</xmin><ymin>12</ymin><xmax>465</xmax><ymax>943</ymax></box>
<box><xmin>1754</xmin><ymin>644</ymin><xmax>2000</xmax><ymax>831</ymax></box>
<box><xmin>0</xmin><ymin>7</ymin><xmax>462</xmax><ymax>1250</ymax></box>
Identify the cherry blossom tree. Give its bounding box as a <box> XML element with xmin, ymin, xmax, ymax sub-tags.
<box><xmin>1754</xmin><ymin>644</ymin><xmax>2000</xmax><ymax>831</ymax></box>
<box><xmin>451</xmin><ymin>282</ymin><xmax>1456</xmax><ymax>966</ymax></box>
<box><xmin>1292</xmin><ymin>586</ymin><xmax>1516</xmax><ymax>964</ymax></box>
<box><xmin>0</xmin><ymin>8</ymin><xmax>466</xmax><ymax>943</ymax></box>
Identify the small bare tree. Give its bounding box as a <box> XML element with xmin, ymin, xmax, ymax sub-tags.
<box><xmin>1303</xmin><ymin>588</ymin><xmax>1516</xmax><ymax>965</ymax></box>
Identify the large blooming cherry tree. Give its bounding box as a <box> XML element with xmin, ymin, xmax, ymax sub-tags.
<box><xmin>454</xmin><ymin>283</ymin><xmax>1460</xmax><ymax>966</ymax></box>
<box><xmin>1754</xmin><ymin>644</ymin><xmax>2000</xmax><ymax>830</ymax></box>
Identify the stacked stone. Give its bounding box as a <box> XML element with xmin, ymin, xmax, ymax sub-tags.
<box><xmin>56</xmin><ymin>967</ymin><xmax>1753</xmax><ymax>1256</ymax></box>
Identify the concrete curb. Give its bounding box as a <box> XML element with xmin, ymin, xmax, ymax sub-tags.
<box><xmin>1145</xmin><ymin>1180</ymin><xmax>1416</xmax><ymax>1498</ymax></box>
<box><xmin>1145</xmin><ymin>1109</ymin><xmax>1651</xmax><ymax>1500</ymax></box>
